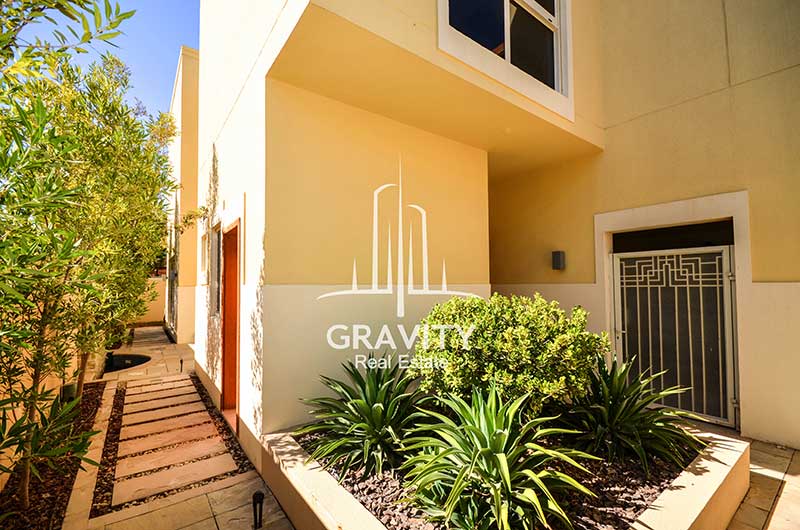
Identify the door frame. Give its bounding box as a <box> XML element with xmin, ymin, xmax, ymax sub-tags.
<box><xmin>611</xmin><ymin>245</ymin><xmax>738</xmax><ymax>427</ymax></box>
<box><xmin>221</xmin><ymin>219</ymin><xmax>240</xmax><ymax>431</ymax></box>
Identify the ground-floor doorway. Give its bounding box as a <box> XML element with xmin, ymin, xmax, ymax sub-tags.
<box><xmin>611</xmin><ymin>221</ymin><xmax>738</xmax><ymax>427</ymax></box>
<box><xmin>221</xmin><ymin>223</ymin><xmax>240</xmax><ymax>430</ymax></box>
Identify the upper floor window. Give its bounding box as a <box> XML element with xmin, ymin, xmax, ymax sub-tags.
<box><xmin>438</xmin><ymin>0</ymin><xmax>573</xmax><ymax>120</ymax></box>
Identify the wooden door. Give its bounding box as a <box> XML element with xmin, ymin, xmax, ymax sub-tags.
<box><xmin>221</xmin><ymin>225</ymin><xmax>239</xmax><ymax>415</ymax></box>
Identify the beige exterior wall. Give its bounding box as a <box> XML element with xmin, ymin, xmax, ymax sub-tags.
<box><xmin>186</xmin><ymin>0</ymin><xmax>800</xmax><ymax>455</ymax></box>
<box><xmin>261</xmin><ymin>79</ymin><xmax>490</xmax><ymax>431</ymax></box>
<box><xmin>136</xmin><ymin>277</ymin><xmax>166</xmax><ymax>324</ymax></box>
<box><xmin>168</xmin><ymin>46</ymin><xmax>200</xmax><ymax>343</ymax></box>
<box><xmin>490</xmin><ymin>0</ymin><xmax>800</xmax><ymax>448</ymax></box>
<box><xmin>193</xmin><ymin>0</ymin><xmax>307</xmax><ymax>449</ymax></box>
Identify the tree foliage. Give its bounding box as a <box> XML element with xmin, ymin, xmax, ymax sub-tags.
<box><xmin>0</xmin><ymin>0</ymin><xmax>173</xmax><ymax>512</ymax></box>
<box><xmin>22</xmin><ymin>54</ymin><xmax>177</xmax><ymax>395</ymax></box>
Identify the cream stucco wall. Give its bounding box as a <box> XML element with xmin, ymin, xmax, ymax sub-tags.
<box><xmin>168</xmin><ymin>47</ymin><xmax>200</xmax><ymax>343</ymax></box>
<box><xmin>261</xmin><ymin>79</ymin><xmax>490</xmax><ymax>431</ymax></box>
<box><xmin>188</xmin><ymin>0</ymin><xmax>800</xmax><ymax>455</ymax></box>
<box><xmin>136</xmin><ymin>277</ymin><xmax>166</xmax><ymax>324</ymax></box>
<box><xmin>193</xmin><ymin>1</ymin><xmax>308</xmax><ymax>453</ymax></box>
<box><xmin>490</xmin><ymin>0</ymin><xmax>800</xmax><ymax>448</ymax></box>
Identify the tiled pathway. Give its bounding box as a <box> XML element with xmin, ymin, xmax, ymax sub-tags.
<box><xmin>65</xmin><ymin>330</ymin><xmax>293</xmax><ymax>530</ymax></box>
<box><xmin>101</xmin><ymin>326</ymin><xmax>195</xmax><ymax>381</ymax></box>
<box><xmin>728</xmin><ymin>440</ymin><xmax>800</xmax><ymax>530</ymax></box>
<box><xmin>111</xmin><ymin>374</ymin><xmax>236</xmax><ymax>506</ymax></box>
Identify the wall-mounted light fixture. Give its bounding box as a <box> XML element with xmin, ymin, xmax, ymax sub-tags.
<box><xmin>552</xmin><ymin>251</ymin><xmax>566</xmax><ymax>271</ymax></box>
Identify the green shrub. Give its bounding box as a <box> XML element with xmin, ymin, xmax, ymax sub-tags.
<box><xmin>403</xmin><ymin>385</ymin><xmax>594</xmax><ymax>530</ymax></box>
<box><xmin>410</xmin><ymin>293</ymin><xmax>608</xmax><ymax>413</ymax></box>
<box><xmin>560</xmin><ymin>356</ymin><xmax>705</xmax><ymax>474</ymax></box>
<box><xmin>295</xmin><ymin>355</ymin><xmax>424</xmax><ymax>478</ymax></box>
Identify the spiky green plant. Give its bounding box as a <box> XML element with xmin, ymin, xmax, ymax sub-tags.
<box><xmin>561</xmin><ymin>355</ymin><xmax>705</xmax><ymax>474</ymax></box>
<box><xmin>295</xmin><ymin>355</ymin><xmax>424</xmax><ymax>478</ymax></box>
<box><xmin>403</xmin><ymin>385</ymin><xmax>594</xmax><ymax>530</ymax></box>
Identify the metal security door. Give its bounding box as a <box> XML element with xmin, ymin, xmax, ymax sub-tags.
<box><xmin>613</xmin><ymin>246</ymin><xmax>737</xmax><ymax>426</ymax></box>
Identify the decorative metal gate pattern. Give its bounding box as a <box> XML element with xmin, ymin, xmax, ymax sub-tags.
<box><xmin>613</xmin><ymin>246</ymin><xmax>736</xmax><ymax>426</ymax></box>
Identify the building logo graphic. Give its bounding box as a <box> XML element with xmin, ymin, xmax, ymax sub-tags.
<box><xmin>317</xmin><ymin>157</ymin><xmax>481</xmax><ymax>319</ymax></box>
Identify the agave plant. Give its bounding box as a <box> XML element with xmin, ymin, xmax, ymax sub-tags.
<box><xmin>403</xmin><ymin>385</ymin><xmax>594</xmax><ymax>530</ymax></box>
<box><xmin>295</xmin><ymin>355</ymin><xmax>424</xmax><ymax>478</ymax></box>
<box><xmin>561</xmin><ymin>355</ymin><xmax>705</xmax><ymax>474</ymax></box>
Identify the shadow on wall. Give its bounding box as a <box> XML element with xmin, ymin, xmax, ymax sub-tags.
<box><xmin>249</xmin><ymin>241</ymin><xmax>265</xmax><ymax>437</ymax></box>
<box><xmin>205</xmin><ymin>146</ymin><xmax>221</xmax><ymax>384</ymax></box>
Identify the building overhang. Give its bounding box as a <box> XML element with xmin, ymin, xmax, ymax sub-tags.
<box><xmin>268</xmin><ymin>3</ymin><xmax>603</xmax><ymax>180</ymax></box>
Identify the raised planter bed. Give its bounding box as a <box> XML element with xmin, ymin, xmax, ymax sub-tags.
<box><xmin>632</xmin><ymin>428</ymin><xmax>750</xmax><ymax>530</ymax></box>
<box><xmin>260</xmin><ymin>427</ymin><xmax>749</xmax><ymax>530</ymax></box>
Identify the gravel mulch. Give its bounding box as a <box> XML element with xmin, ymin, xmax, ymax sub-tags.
<box><xmin>555</xmin><ymin>454</ymin><xmax>685</xmax><ymax>530</ymax></box>
<box><xmin>0</xmin><ymin>381</ymin><xmax>107</xmax><ymax>530</ymax></box>
<box><xmin>295</xmin><ymin>434</ymin><xmax>440</xmax><ymax>530</ymax></box>
<box><xmin>90</xmin><ymin>381</ymin><xmax>126</xmax><ymax>517</ymax></box>
<box><xmin>189</xmin><ymin>374</ymin><xmax>254</xmax><ymax>474</ymax></box>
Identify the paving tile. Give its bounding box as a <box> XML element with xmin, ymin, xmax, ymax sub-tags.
<box><xmin>123</xmin><ymin>393</ymin><xmax>201</xmax><ymax>414</ymax></box>
<box><xmin>178</xmin><ymin>518</ymin><xmax>218</xmax><ymax>530</ymax></box>
<box><xmin>208</xmin><ymin>477</ymin><xmax>282</xmax><ymax>523</ymax></box>
<box><xmin>727</xmin><ymin>520</ymin><xmax>760</xmax><ymax>530</ymax></box>
<box><xmin>211</xmin><ymin>504</ymin><xmax>254</xmax><ymax>530</ymax></box>
<box><xmin>731</xmin><ymin>503</ymin><xmax>769</xmax><ymax>529</ymax></box>
<box><xmin>125</xmin><ymin>386</ymin><xmax>198</xmax><ymax>405</ymax></box>
<box><xmin>750</xmin><ymin>441</ymin><xmax>795</xmax><ymax>459</ymax></box>
<box><xmin>118</xmin><ymin>422</ymin><xmax>217</xmax><ymax>457</ymax></box>
<box><xmin>265</xmin><ymin>517</ymin><xmax>294</xmax><ymax>530</ymax></box>
<box><xmin>105</xmin><ymin>495</ymin><xmax>213</xmax><ymax>530</ymax></box>
<box><xmin>120</xmin><ymin>411</ymin><xmax>211</xmax><ymax>440</ymax></box>
<box><xmin>122</xmin><ymin>402</ymin><xmax>206</xmax><ymax>426</ymax></box>
<box><xmin>750</xmin><ymin>449</ymin><xmax>792</xmax><ymax>480</ymax></box>
<box><xmin>116</xmin><ymin>437</ymin><xmax>227</xmax><ymax>478</ymax></box>
<box><xmin>784</xmin><ymin>451</ymin><xmax>800</xmax><ymax>483</ymax></box>
<box><xmin>112</xmin><ymin>453</ymin><xmax>238</xmax><ymax>505</ymax></box>
<box><xmin>127</xmin><ymin>374</ymin><xmax>190</xmax><ymax>388</ymax></box>
<box><xmin>126</xmin><ymin>380</ymin><xmax>195</xmax><ymax>396</ymax></box>
<box><xmin>769</xmin><ymin>483</ymin><xmax>800</xmax><ymax>528</ymax></box>
<box><xmin>743</xmin><ymin>470</ymin><xmax>783</xmax><ymax>511</ymax></box>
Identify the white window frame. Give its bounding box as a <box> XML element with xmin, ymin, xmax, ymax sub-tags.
<box><xmin>437</xmin><ymin>0</ymin><xmax>574</xmax><ymax>121</ymax></box>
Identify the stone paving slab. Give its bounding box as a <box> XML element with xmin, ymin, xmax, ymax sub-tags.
<box><xmin>122</xmin><ymin>402</ymin><xmax>206</xmax><ymax>426</ymax></box>
<box><xmin>118</xmin><ymin>422</ymin><xmax>217</xmax><ymax>457</ymax></box>
<box><xmin>115</xmin><ymin>437</ymin><xmax>227</xmax><ymax>479</ymax></box>
<box><xmin>126</xmin><ymin>374</ymin><xmax>190</xmax><ymax>388</ymax></box>
<box><xmin>178</xmin><ymin>518</ymin><xmax>218</xmax><ymax>530</ymax></box>
<box><xmin>123</xmin><ymin>393</ymin><xmax>201</xmax><ymax>414</ymax></box>
<box><xmin>207</xmin><ymin>475</ymin><xmax>282</xmax><ymax>520</ymax></box>
<box><xmin>125</xmin><ymin>386</ymin><xmax>198</xmax><ymax>405</ymax></box>
<box><xmin>112</xmin><ymin>453</ymin><xmax>238</xmax><ymax>505</ymax></box>
<box><xmin>88</xmin><ymin>472</ymin><xmax>262</xmax><ymax>529</ymax></box>
<box><xmin>120</xmin><ymin>411</ymin><xmax>211</xmax><ymax>440</ymax></box>
<box><xmin>126</xmin><ymin>379</ymin><xmax>195</xmax><ymax>396</ymax></box>
<box><xmin>105</xmin><ymin>493</ymin><xmax>214</xmax><ymax>530</ymax></box>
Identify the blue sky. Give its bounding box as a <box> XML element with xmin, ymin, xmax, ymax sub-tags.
<box><xmin>24</xmin><ymin>0</ymin><xmax>200</xmax><ymax>115</ymax></box>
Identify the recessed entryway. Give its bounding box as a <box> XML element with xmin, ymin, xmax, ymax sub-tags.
<box><xmin>610</xmin><ymin>219</ymin><xmax>738</xmax><ymax>427</ymax></box>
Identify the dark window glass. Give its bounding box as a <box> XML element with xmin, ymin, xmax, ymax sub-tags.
<box><xmin>538</xmin><ymin>0</ymin><xmax>556</xmax><ymax>17</ymax></box>
<box><xmin>210</xmin><ymin>227</ymin><xmax>221</xmax><ymax>315</ymax></box>
<box><xmin>613</xmin><ymin>220</ymin><xmax>735</xmax><ymax>253</ymax></box>
<box><xmin>509</xmin><ymin>1</ymin><xmax>555</xmax><ymax>89</ymax></box>
<box><xmin>448</xmin><ymin>0</ymin><xmax>505</xmax><ymax>58</ymax></box>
